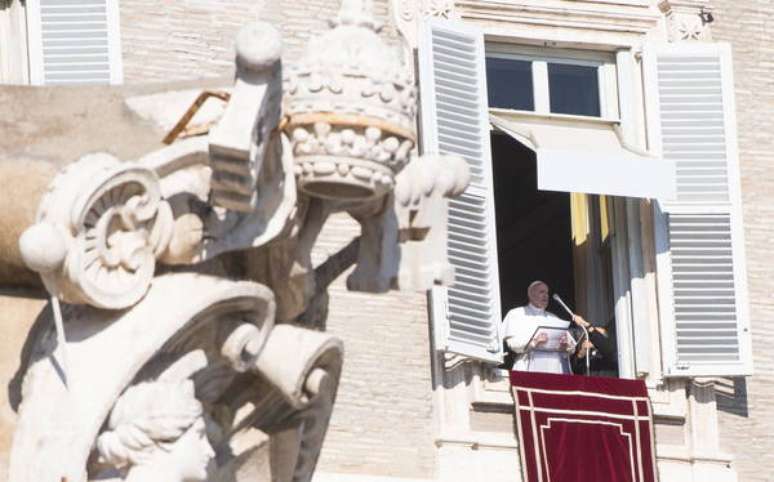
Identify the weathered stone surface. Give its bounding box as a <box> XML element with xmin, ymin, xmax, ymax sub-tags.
<box><xmin>0</xmin><ymin>294</ymin><xmax>45</xmax><ymax>479</ymax></box>
<box><xmin>710</xmin><ymin>3</ymin><xmax>774</xmax><ymax>481</ymax></box>
<box><xmin>0</xmin><ymin>160</ymin><xmax>55</xmax><ymax>288</ymax></box>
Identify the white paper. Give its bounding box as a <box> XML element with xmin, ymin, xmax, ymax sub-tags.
<box><xmin>531</xmin><ymin>326</ymin><xmax>576</xmax><ymax>352</ymax></box>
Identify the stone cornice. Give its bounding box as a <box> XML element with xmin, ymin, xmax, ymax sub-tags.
<box><xmin>457</xmin><ymin>0</ymin><xmax>662</xmax><ymax>35</ymax></box>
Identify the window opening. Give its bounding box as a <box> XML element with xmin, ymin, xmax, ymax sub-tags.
<box><xmin>492</xmin><ymin>132</ymin><xmax>619</xmax><ymax>377</ymax></box>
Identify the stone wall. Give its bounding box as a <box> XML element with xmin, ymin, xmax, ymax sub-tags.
<box><xmin>708</xmin><ymin>3</ymin><xmax>774</xmax><ymax>481</ymax></box>
<box><xmin>312</xmin><ymin>214</ymin><xmax>436</xmax><ymax>478</ymax></box>
<box><xmin>119</xmin><ymin>0</ymin><xmax>400</xmax><ymax>82</ymax></box>
<box><xmin>119</xmin><ymin>0</ymin><xmax>268</xmax><ymax>83</ymax></box>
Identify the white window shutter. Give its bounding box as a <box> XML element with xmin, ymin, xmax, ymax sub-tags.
<box><xmin>418</xmin><ymin>18</ymin><xmax>502</xmax><ymax>364</ymax></box>
<box><xmin>26</xmin><ymin>0</ymin><xmax>123</xmax><ymax>85</ymax></box>
<box><xmin>644</xmin><ymin>42</ymin><xmax>752</xmax><ymax>377</ymax></box>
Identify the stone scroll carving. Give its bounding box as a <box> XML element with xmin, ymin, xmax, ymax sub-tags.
<box><xmin>10</xmin><ymin>1</ymin><xmax>469</xmax><ymax>481</ymax></box>
<box><xmin>19</xmin><ymin>153</ymin><xmax>174</xmax><ymax>309</ymax></box>
<box><xmin>391</xmin><ymin>0</ymin><xmax>459</xmax><ymax>50</ymax></box>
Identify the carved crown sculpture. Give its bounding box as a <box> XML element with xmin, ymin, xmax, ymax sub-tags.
<box><xmin>283</xmin><ymin>0</ymin><xmax>417</xmax><ymax>201</ymax></box>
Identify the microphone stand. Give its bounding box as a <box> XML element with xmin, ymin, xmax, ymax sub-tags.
<box><xmin>552</xmin><ymin>294</ymin><xmax>590</xmax><ymax>376</ymax></box>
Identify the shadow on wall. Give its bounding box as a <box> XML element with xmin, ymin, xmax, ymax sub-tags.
<box><xmin>715</xmin><ymin>377</ymin><xmax>749</xmax><ymax>418</ymax></box>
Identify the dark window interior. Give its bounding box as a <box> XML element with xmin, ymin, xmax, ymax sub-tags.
<box><xmin>548</xmin><ymin>63</ymin><xmax>601</xmax><ymax>117</ymax></box>
<box><xmin>490</xmin><ymin>132</ymin><xmax>575</xmax><ymax>317</ymax></box>
<box><xmin>490</xmin><ymin>133</ymin><xmax>619</xmax><ymax>377</ymax></box>
<box><xmin>485</xmin><ymin>57</ymin><xmax>534</xmax><ymax>111</ymax></box>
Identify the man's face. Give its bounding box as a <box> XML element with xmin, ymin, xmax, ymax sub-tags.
<box><xmin>528</xmin><ymin>283</ymin><xmax>550</xmax><ymax>310</ymax></box>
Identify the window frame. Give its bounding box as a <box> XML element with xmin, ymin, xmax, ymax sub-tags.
<box><xmin>485</xmin><ymin>44</ymin><xmax>620</xmax><ymax>121</ymax></box>
<box><xmin>483</xmin><ymin>42</ymin><xmax>638</xmax><ymax>380</ymax></box>
<box><xmin>421</xmin><ymin>17</ymin><xmax>661</xmax><ymax>390</ymax></box>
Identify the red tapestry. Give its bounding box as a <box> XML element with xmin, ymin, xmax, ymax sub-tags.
<box><xmin>510</xmin><ymin>371</ymin><xmax>658</xmax><ymax>482</ymax></box>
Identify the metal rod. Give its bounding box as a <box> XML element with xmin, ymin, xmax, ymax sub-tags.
<box><xmin>553</xmin><ymin>294</ymin><xmax>590</xmax><ymax>376</ymax></box>
<box><xmin>51</xmin><ymin>296</ymin><xmax>70</xmax><ymax>389</ymax></box>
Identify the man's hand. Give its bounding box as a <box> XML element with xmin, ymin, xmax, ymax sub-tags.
<box><xmin>572</xmin><ymin>314</ymin><xmax>591</xmax><ymax>328</ymax></box>
<box><xmin>576</xmin><ymin>340</ymin><xmax>594</xmax><ymax>358</ymax></box>
<box><xmin>531</xmin><ymin>332</ymin><xmax>549</xmax><ymax>348</ymax></box>
<box><xmin>559</xmin><ymin>333</ymin><xmax>576</xmax><ymax>353</ymax></box>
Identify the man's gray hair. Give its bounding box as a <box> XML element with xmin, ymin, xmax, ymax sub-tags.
<box><xmin>527</xmin><ymin>280</ymin><xmax>547</xmax><ymax>296</ymax></box>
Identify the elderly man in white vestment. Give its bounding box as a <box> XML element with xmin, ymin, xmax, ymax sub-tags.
<box><xmin>502</xmin><ymin>281</ymin><xmax>575</xmax><ymax>374</ymax></box>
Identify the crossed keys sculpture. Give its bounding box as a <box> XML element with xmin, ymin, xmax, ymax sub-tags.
<box><xmin>8</xmin><ymin>1</ymin><xmax>469</xmax><ymax>481</ymax></box>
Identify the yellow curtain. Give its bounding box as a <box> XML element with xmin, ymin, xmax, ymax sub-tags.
<box><xmin>571</xmin><ymin>193</ymin><xmax>616</xmax><ymax>324</ymax></box>
<box><xmin>570</xmin><ymin>193</ymin><xmax>590</xmax><ymax>317</ymax></box>
<box><xmin>599</xmin><ymin>194</ymin><xmax>610</xmax><ymax>243</ymax></box>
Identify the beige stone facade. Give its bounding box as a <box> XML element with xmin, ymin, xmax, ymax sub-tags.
<box><xmin>710</xmin><ymin>2</ymin><xmax>774</xmax><ymax>480</ymax></box>
<box><xmin>118</xmin><ymin>0</ymin><xmax>400</xmax><ymax>82</ymax></box>
<box><xmin>0</xmin><ymin>0</ymin><xmax>772</xmax><ymax>481</ymax></box>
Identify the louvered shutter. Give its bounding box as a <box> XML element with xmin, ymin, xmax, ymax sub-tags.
<box><xmin>643</xmin><ymin>42</ymin><xmax>752</xmax><ymax>377</ymax></box>
<box><xmin>418</xmin><ymin>18</ymin><xmax>502</xmax><ymax>364</ymax></box>
<box><xmin>26</xmin><ymin>0</ymin><xmax>123</xmax><ymax>85</ymax></box>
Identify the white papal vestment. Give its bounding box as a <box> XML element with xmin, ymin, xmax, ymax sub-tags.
<box><xmin>502</xmin><ymin>304</ymin><xmax>571</xmax><ymax>374</ymax></box>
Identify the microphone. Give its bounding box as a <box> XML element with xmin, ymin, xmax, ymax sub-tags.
<box><xmin>552</xmin><ymin>294</ymin><xmax>574</xmax><ymax>318</ymax></box>
<box><xmin>552</xmin><ymin>294</ymin><xmax>597</xmax><ymax>372</ymax></box>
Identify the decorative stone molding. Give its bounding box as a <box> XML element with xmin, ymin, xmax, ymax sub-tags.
<box><xmin>391</xmin><ymin>0</ymin><xmax>459</xmax><ymax>49</ymax></box>
<box><xmin>455</xmin><ymin>0</ymin><xmax>661</xmax><ymax>45</ymax></box>
<box><xmin>659</xmin><ymin>1</ymin><xmax>714</xmax><ymax>41</ymax></box>
<box><xmin>19</xmin><ymin>153</ymin><xmax>173</xmax><ymax>309</ymax></box>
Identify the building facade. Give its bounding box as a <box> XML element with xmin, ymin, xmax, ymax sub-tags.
<box><xmin>0</xmin><ymin>0</ymin><xmax>772</xmax><ymax>481</ymax></box>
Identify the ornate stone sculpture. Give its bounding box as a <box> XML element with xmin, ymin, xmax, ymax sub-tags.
<box><xmin>96</xmin><ymin>379</ymin><xmax>214</xmax><ymax>482</ymax></box>
<box><xmin>391</xmin><ymin>0</ymin><xmax>459</xmax><ymax>50</ymax></box>
<box><xmin>19</xmin><ymin>153</ymin><xmax>174</xmax><ymax>309</ymax></box>
<box><xmin>285</xmin><ymin>0</ymin><xmax>417</xmax><ymax>201</ymax></box>
<box><xmin>9</xmin><ymin>1</ymin><xmax>469</xmax><ymax>481</ymax></box>
<box><xmin>659</xmin><ymin>0</ymin><xmax>714</xmax><ymax>42</ymax></box>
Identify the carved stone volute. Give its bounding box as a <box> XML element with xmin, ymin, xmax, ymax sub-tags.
<box><xmin>18</xmin><ymin>153</ymin><xmax>173</xmax><ymax>309</ymax></box>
